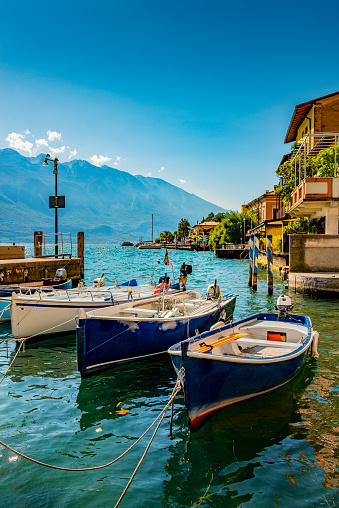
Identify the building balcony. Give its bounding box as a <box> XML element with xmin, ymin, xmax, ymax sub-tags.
<box><xmin>287</xmin><ymin>177</ymin><xmax>339</xmax><ymax>234</ymax></box>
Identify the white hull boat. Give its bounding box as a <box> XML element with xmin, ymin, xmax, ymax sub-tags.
<box><xmin>10</xmin><ymin>285</ymin><xmax>177</xmax><ymax>340</ymax></box>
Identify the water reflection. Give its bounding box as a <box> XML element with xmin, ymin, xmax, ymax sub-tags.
<box><xmin>76</xmin><ymin>357</ymin><xmax>176</xmax><ymax>431</ymax></box>
<box><xmin>162</xmin><ymin>361</ymin><xmax>324</xmax><ymax>507</ymax></box>
<box><xmin>0</xmin><ymin>250</ymin><xmax>338</xmax><ymax>507</ymax></box>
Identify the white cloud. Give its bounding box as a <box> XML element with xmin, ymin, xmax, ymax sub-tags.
<box><xmin>90</xmin><ymin>155</ymin><xmax>112</xmax><ymax>167</ymax></box>
<box><xmin>35</xmin><ymin>138</ymin><xmax>49</xmax><ymax>147</ymax></box>
<box><xmin>47</xmin><ymin>130</ymin><xmax>62</xmax><ymax>142</ymax></box>
<box><xmin>6</xmin><ymin>132</ymin><xmax>33</xmax><ymax>153</ymax></box>
<box><xmin>49</xmin><ymin>145</ymin><xmax>66</xmax><ymax>154</ymax></box>
<box><xmin>68</xmin><ymin>149</ymin><xmax>77</xmax><ymax>159</ymax></box>
<box><xmin>147</xmin><ymin>171</ymin><xmax>152</xmax><ymax>177</ymax></box>
<box><xmin>116</xmin><ymin>156</ymin><xmax>121</xmax><ymax>161</ymax></box>
<box><xmin>158</xmin><ymin>167</ymin><xmax>165</xmax><ymax>172</ymax></box>
<box><xmin>114</xmin><ymin>162</ymin><xmax>119</xmax><ymax>166</ymax></box>
<box><xmin>178</xmin><ymin>178</ymin><xmax>187</xmax><ymax>184</ymax></box>
<box><xmin>24</xmin><ymin>129</ymin><xmax>30</xmax><ymax>135</ymax></box>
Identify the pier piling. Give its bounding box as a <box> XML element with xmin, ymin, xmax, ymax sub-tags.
<box><xmin>34</xmin><ymin>231</ymin><xmax>43</xmax><ymax>257</ymax></box>
<box><xmin>248</xmin><ymin>234</ymin><xmax>254</xmax><ymax>287</ymax></box>
<box><xmin>267</xmin><ymin>235</ymin><xmax>273</xmax><ymax>295</ymax></box>
<box><xmin>77</xmin><ymin>232</ymin><xmax>85</xmax><ymax>279</ymax></box>
<box><xmin>252</xmin><ymin>234</ymin><xmax>259</xmax><ymax>291</ymax></box>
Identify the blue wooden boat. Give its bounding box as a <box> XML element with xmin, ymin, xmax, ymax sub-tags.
<box><xmin>76</xmin><ymin>288</ymin><xmax>237</xmax><ymax>377</ymax></box>
<box><xmin>168</xmin><ymin>295</ymin><xmax>319</xmax><ymax>431</ymax></box>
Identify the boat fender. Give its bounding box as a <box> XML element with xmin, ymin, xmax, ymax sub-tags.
<box><xmin>210</xmin><ymin>321</ymin><xmax>225</xmax><ymax>331</ymax></box>
<box><xmin>154</xmin><ymin>283</ymin><xmax>168</xmax><ymax>294</ymax></box>
<box><xmin>311</xmin><ymin>330</ymin><xmax>319</xmax><ymax>358</ymax></box>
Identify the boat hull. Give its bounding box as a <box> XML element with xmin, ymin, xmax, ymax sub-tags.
<box><xmin>169</xmin><ymin>313</ymin><xmax>314</xmax><ymax>431</ymax></box>
<box><xmin>77</xmin><ymin>296</ymin><xmax>236</xmax><ymax>377</ymax></box>
<box><xmin>11</xmin><ymin>298</ymin><xmax>115</xmax><ymax>339</ymax></box>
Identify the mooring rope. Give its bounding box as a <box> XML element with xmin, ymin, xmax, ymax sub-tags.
<box><xmin>0</xmin><ymin>369</ymin><xmax>184</xmax><ymax>475</ymax></box>
<box><xmin>0</xmin><ymin>339</ymin><xmax>25</xmax><ymax>385</ymax></box>
<box><xmin>0</xmin><ymin>303</ymin><xmax>11</xmax><ymax>319</ymax></box>
<box><xmin>13</xmin><ymin>315</ymin><xmax>78</xmax><ymax>342</ymax></box>
<box><xmin>0</xmin><ymin>308</ymin><xmax>185</xmax><ymax>506</ymax></box>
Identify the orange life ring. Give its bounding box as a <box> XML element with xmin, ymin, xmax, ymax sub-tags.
<box><xmin>154</xmin><ymin>283</ymin><xmax>169</xmax><ymax>294</ymax></box>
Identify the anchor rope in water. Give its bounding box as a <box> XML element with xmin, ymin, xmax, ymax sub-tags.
<box><xmin>0</xmin><ymin>339</ymin><xmax>26</xmax><ymax>385</ymax></box>
<box><xmin>0</xmin><ymin>368</ymin><xmax>184</xmax><ymax>475</ymax></box>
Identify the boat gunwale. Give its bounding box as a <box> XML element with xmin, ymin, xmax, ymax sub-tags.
<box><xmin>168</xmin><ymin>312</ymin><xmax>313</xmax><ymax>363</ymax></box>
<box><xmin>82</xmin><ymin>294</ymin><xmax>236</xmax><ymax>323</ymax></box>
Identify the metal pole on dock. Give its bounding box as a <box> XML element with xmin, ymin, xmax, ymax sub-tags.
<box><xmin>248</xmin><ymin>234</ymin><xmax>254</xmax><ymax>286</ymax></box>
<box><xmin>252</xmin><ymin>234</ymin><xmax>259</xmax><ymax>291</ymax></box>
<box><xmin>267</xmin><ymin>235</ymin><xmax>273</xmax><ymax>295</ymax></box>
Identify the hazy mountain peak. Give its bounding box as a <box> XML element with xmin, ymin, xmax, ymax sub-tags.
<box><xmin>0</xmin><ymin>149</ymin><xmax>228</xmax><ymax>242</ymax></box>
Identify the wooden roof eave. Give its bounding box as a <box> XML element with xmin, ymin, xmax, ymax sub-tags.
<box><xmin>284</xmin><ymin>90</ymin><xmax>339</xmax><ymax>144</ymax></box>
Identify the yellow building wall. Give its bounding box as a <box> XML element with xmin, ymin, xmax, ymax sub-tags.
<box><xmin>296</xmin><ymin>106</ymin><xmax>314</xmax><ymax>143</ymax></box>
<box><xmin>266</xmin><ymin>222</ymin><xmax>283</xmax><ymax>241</ymax></box>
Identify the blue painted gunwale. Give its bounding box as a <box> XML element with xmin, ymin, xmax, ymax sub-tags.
<box><xmin>77</xmin><ymin>295</ymin><xmax>236</xmax><ymax>377</ymax></box>
<box><xmin>168</xmin><ymin>312</ymin><xmax>314</xmax><ymax>431</ymax></box>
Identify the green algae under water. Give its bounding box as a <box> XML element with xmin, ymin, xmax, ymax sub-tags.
<box><xmin>0</xmin><ymin>245</ymin><xmax>338</xmax><ymax>508</ymax></box>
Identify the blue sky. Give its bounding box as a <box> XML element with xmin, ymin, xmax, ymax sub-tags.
<box><xmin>1</xmin><ymin>0</ymin><xmax>339</xmax><ymax>210</ymax></box>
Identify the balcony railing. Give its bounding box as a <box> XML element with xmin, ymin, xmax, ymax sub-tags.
<box><xmin>291</xmin><ymin>131</ymin><xmax>339</xmax><ymax>187</ymax></box>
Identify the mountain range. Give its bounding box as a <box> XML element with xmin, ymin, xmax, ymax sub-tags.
<box><xmin>0</xmin><ymin>149</ymin><xmax>227</xmax><ymax>243</ymax></box>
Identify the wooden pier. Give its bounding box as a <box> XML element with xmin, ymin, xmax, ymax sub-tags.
<box><xmin>165</xmin><ymin>243</ymin><xmax>209</xmax><ymax>251</ymax></box>
<box><xmin>214</xmin><ymin>244</ymin><xmax>249</xmax><ymax>259</ymax></box>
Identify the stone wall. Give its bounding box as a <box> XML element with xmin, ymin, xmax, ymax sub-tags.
<box><xmin>0</xmin><ymin>246</ymin><xmax>25</xmax><ymax>260</ymax></box>
<box><xmin>289</xmin><ymin>234</ymin><xmax>339</xmax><ymax>272</ymax></box>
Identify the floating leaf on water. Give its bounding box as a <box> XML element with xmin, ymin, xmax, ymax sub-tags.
<box><xmin>116</xmin><ymin>408</ymin><xmax>129</xmax><ymax>415</ymax></box>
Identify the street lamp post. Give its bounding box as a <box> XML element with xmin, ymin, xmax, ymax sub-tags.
<box><xmin>43</xmin><ymin>154</ymin><xmax>65</xmax><ymax>257</ymax></box>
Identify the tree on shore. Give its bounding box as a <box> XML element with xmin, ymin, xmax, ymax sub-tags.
<box><xmin>209</xmin><ymin>210</ymin><xmax>255</xmax><ymax>249</ymax></box>
<box><xmin>159</xmin><ymin>230</ymin><xmax>174</xmax><ymax>243</ymax></box>
<box><xmin>177</xmin><ymin>218</ymin><xmax>191</xmax><ymax>240</ymax></box>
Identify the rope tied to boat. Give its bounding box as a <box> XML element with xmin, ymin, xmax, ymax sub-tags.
<box><xmin>0</xmin><ymin>303</ymin><xmax>11</xmax><ymax>319</ymax></box>
<box><xmin>0</xmin><ymin>338</ymin><xmax>26</xmax><ymax>385</ymax></box>
<box><xmin>0</xmin><ymin>364</ymin><xmax>184</xmax><ymax>506</ymax></box>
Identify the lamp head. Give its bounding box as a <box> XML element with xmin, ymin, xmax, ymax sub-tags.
<box><xmin>42</xmin><ymin>153</ymin><xmax>51</xmax><ymax>166</ymax></box>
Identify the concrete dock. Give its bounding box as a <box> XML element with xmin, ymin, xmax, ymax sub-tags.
<box><xmin>0</xmin><ymin>256</ymin><xmax>83</xmax><ymax>286</ymax></box>
<box><xmin>289</xmin><ymin>272</ymin><xmax>339</xmax><ymax>296</ymax></box>
<box><xmin>0</xmin><ymin>232</ymin><xmax>84</xmax><ymax>286</ymax></box>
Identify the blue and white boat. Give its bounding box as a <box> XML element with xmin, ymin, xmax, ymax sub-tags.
<box><xmin>76</xmin><ymin>286</ymin><xmax>237</xmax><ymax>377</ymax></box>
<box><xmin>168</xmin><ymin>295</ymin><xmax>319</xmax><ymax>432</ymax></box>
<box><xmin>0</xmin><ymin>271</ymin><xmax>72</xmax><ymax>324</ymax></box>
<box><xmin>10</xmin><ymin>263</ymin><xmax>191</xmax><ymax>339</ymax></box>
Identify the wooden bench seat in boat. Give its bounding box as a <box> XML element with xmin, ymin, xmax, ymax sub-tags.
<box><xmin>195</xmin><ymin>333</ymin><xmax>248</xmax><ymax>352</ymax></box>
<box><xmin>194</xmin><ymin>334</ymin><xmax>301</xmax><ymax>354</ymax></box>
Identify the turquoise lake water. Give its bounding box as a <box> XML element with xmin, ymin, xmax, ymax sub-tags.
<box><xmin>0</xmin><ymin>245</ymin><xmax>338</xmax><ymax>507</ymax></box>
